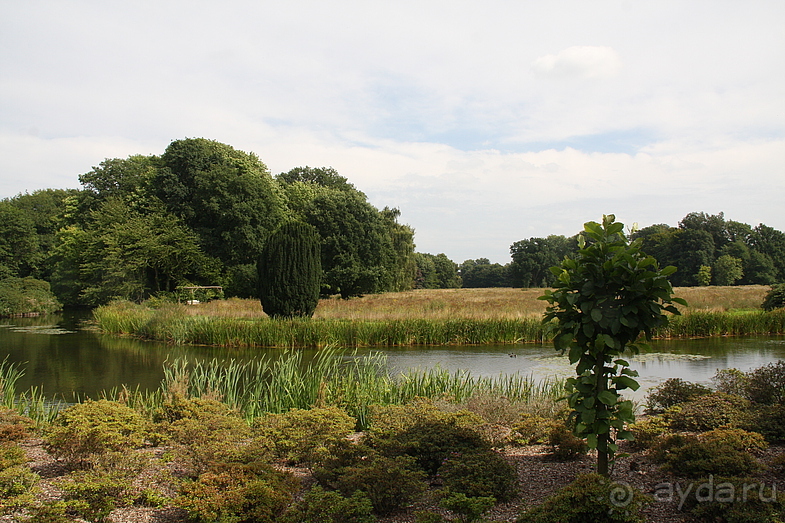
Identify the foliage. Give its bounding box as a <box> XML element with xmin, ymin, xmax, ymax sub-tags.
<box><xmin>712</xmin><ymin>368</ymin><xmax>749</xmax><ymax>396</ymax></box>
<box><xmin>45</xmin><ymin>399</ymin><xmax>149</xmax><ymax>467</ymax></box>
<box><xmin>548</xmin><ymin>423</ymin><xmax>588</xmax><ymax>460</ymax></box>
<box><xmin>0</xmin><ymin>442</ymin><xmax>26</xmax><ymax>470</ymax></box>
<box><xmin>682</xmin><ymin>476</ymin><xmax>785</xmax><ymax>523</ymax></box>
<box><xmin>280</xmin><ymin>486</ymin><xmax>376</xmax><ymax>523</ymax></box>
<box><xmin>0</xmin><ymin>277</ymin><xmax>61</xmax><ymax>316</ymax></box>
<box><xmin>22</xmin><ymin>501</ymin><xmax>72</xmax><ymax>523</ymax></box>
<box><xmin>509</xmin><ymin>235</ymin><xmax>577</xmax><ymax>288</ymax></box>
<box><xmin>438</xmin><ymin>449</ymin><xmax>517</xmax><ymax>502</ymax></box>
<box><xmin>0</xmin><ymin>465</ymin><xmax>39</xmax><ymax>511</ymax></box>
<box><xmin>414</xmin><ymin>253</ymin><xmax>461</xmax><ymax>289</ymax></box>
<box><xmin>744</xmin><ymin>360</ymin><xmax>785</xmax><ymax>404</ymax></box>
<box><xmin>57</xmin><ymin>469</ymin><xmax>133</xmax><ymax>522</ymax></box>
<box><xmin>696</xmin><ymin>265</ymin><xmax>712</xmax><ymax>286</ymax></box>
<box><xmin>459</xmin><ymin>259</ymin><xmax>510</xmax><ymax>288</ymax></box>
<box><xmin>439</xmin><ymin>491</ymin><xmax>496</xmax><ymax>523</ymax></box>
<box><xmin>540</xmin><ymin>214</ymin><xmax>684</xmax><ymax>475</ymax></box>
<box><xmin>254</xmin><ymin>406</ymin><xmax>356</xmax><ymax>465</ymax></box>
<box><xmin>644</xmin><ymin>378</ymin><xmax>712</xmax><ymax>414</ymax></box>
<box><xmin>762</xmin><ymin>284</ymin><xmax>785</xmax><ymax>311</ymax></box>
<box><xmin>651</xmin><ymin>429</ymin><xmax>765</xmax><ymax>478</ymax></box>
<box><xmin>258</xmin><ymin>221</ymin><xmax>321</xmax><ymax>318</ymax></box>
<box><xmin>515</xmin><ymin>473</ymin><xmax>650</xmax><ymax>523</ymax></box>
<box><xmin>174</xmin><ymin>465</ymin><xmax>298</xmax><ymax>523</ymax></box>
<box><xmin>324</xmin><ymin>453</ymin><xmax>427</xmax><ymax>515</ymax></box>
<box><xmin>713</xmin><ymin>255</ymin><xmax>744</xmax><ymax>286</ymax></box>
<box><xmin>627</xmin><ymin>414</ymin><xmax>670</xmax><ymax>450</ymax></box>
<box><xmin>751</xmin><ymin>403</ymin><xmax>785</xmax><ymax>442</ymax></box>
<box><xmin>668</xmin><ymin>393</ymin><xmax>752</xmax><ymax>432</ymax></box>
<box><xmin>509</xmin><ymin>414</ymin><xmax>559</xmax><ymax>446</ymax></box>
<box><xmin>0</xmin><ymin>409</ymin><xmax>34</xmax><ymax>443</ymax></box>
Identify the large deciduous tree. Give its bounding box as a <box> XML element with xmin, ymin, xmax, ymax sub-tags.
<box><xmin>540</xmin><ymin>215</ymin><xmax>685</xmax><ymax>477</ymax></box>
<box><xmin>258</xmin><ymin>221</ymin><xmax>321</xmax><ymax>318</ymax></box>
<box><xmin>509</xmin><ymin>235</ymin><xmax>577</xmax><ymax>288</ymax></box>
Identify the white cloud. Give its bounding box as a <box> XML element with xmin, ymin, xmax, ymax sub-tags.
<box><xmin>531</xmin><ymin>46</ymin><xmax>623</xmax><ymax>79</ymax></box>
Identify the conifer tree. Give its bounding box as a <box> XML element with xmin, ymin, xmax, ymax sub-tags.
<box><xmin>258</xmin><ymin>221</ymin><xmax>321</xmax><ymax>318</ymax></box>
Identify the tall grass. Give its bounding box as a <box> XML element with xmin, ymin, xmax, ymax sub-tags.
<box><xmin>106</xmin><ymin>349</ymin><xmax>562</xmax><ymax>429</ymax></box>
<box><xmin>0</xmin><ymin>357</ymin><xmax>62</xmax><ymax>423</ymax></box>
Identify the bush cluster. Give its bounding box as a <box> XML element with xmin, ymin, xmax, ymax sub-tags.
<box><xmin>644</xmin><ymin>378</ymin><xmax>712</xmax><ymax>414</ymax></box>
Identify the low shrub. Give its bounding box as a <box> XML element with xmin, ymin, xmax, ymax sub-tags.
<box><xmin>752</xmin><ymin>403</ymin><xmax>785</xmax><ymax>442</ymax></box>
<box><xmin>0</xmin><ymin>465</ymin><xmax>39</xmax><ymax>511</ymax></box>
<box><xmin>548</xmin><ymin>423</ymin><xmax>588</xmax><ymax>461</ymax></box>
<box><xmin>0</xmin><ymin>442</ymin><xmax>26</xmax><ymax>470</ymax></box>
<box><xmin>438</xmin><ymin>449</ymin><xmax>517</xmax><ymax>502</ymax></box>
<box><xmin>279</xmin><ymin>486</ymin><xmax>376</xmax><ymax>523</ymax></box>
<box><xmin>712</xmin><ymin>368</ymin><xmax>749</xmax><ymax>397</ymax></box>
<box><xmin>680</xmin><ymin>476</ymin><xmax>784</xmax><ymax>523</ymax></box>
<box><xmin>509</xmin><ymin>414</ymin><xmax>558</xmax><ymax>446</ymax></box>
<box><xmin>651</xmin><ymin>429</ymin><xmax>765</xmax><ymax>478</ymax></box>
<box><xmin>745</xmin><ymin>360</ymin><xmax>785</xmax><ymax>405</ymax></box>
<box><xmin>57</xmin><ymin>469</ymin><xmax>133</xmax><ymax>522</ymax></box>
<box><xmin>254</xmin><ymin>406</ymin><xmax>356</xmax><ymax>465</ymax></box>
<box><xmin>628</xmin><ymin>415</ymin><xmax>670</xmax><ymax>450</ymax></box>
<box><xmin>327</xmin><ymin>454</ymin><xmax>427</xmax><ymax>515</ymax></box>
<box><xmin>516</xmin><ymin>473</ymin><xmax>650</xmax><ymax>523</ymax></box>
<box><xmin>0</xmin><ymin>409</ymin><xmax>34</xmax><ymax>443</ymax></box>
<box><xmin>668</xmin><ymin>393</ymin><xmax>751</xmax><ymax>432</ymax></box>
<box><xmin>45</xmin><ymin>399</ymin><xmax>148</xmax><ymax>467</ymax></box>
<box><xmin>645</xmin><ymin>378</ymin><xmax>712</xmax><ymax>414</ymax></box>
<box><xmin>440</xmin><ymin>491</ymin><xmax>496</xmax><ymax>523</ymax></box>
<box><xmin>175</xmin><ymin>465</ymin><xmax>299</xmax><ymax>523</ymax></box>
<box><xmin>23</xmin><ymin>501</ymin><xmax>72</xmax><ymax>523</ymax></box>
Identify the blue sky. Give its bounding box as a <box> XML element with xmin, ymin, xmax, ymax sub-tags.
<box><xmin>2</xmin><ymin>0</ymin><xmax>784</xmax><ymax>264</ymax></box>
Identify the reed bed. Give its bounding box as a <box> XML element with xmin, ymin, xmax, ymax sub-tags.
<box><xmin>0</xmin><ymin>357</ymin><xmax>63</xmax><ymax>423</ymax></box>
<box><xmin>106</xmin><ymin>348</ymin><xmax>562</xmax><ymax>429</ymax></box>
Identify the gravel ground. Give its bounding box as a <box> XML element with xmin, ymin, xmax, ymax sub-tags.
<box><xmin>5</xmin><ymin>438</ymin><xmax>783</xmax><ymax>522</ymax></box>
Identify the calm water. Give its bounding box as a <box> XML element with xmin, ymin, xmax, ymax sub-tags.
<box><xmin>1</xmin><ymin>310</ymin><xmax>784</xmax><ymax>400</ymax></box>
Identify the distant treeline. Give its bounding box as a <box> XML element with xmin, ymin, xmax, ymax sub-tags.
<box><xmin>2</xmin><ymin>137</ymin><xmax>783</xmax><ymax>308</ymax></box>
<box><xmin>417</xmin><ymin>211</ymin><xmax>785</xmax><ymax>289</ymax></box>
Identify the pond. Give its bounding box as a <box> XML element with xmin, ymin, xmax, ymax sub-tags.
<box><xmin>1</xmin><ymin>310</ymin><xmax>784</xmax><ymax>401</ymax></box>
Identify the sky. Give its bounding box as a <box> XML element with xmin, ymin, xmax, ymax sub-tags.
<box><xmin>1</xmin><ymin>1</ymin><xmax>784</xmax><ymax>264</ymax></box>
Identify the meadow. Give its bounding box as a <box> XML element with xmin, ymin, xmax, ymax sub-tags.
<box><xmin>92</xmin><ymin>285</ymin><xmax>784</xmax><ymax>349</ymax></box>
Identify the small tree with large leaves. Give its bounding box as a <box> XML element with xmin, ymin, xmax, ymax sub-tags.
<box><xmin>540</xmin><ymin>215</ymin><xmax>685</xmax><ymax>476</ymax></box>
<box><xmin>258</xmin><ymin>221</ymin><xmax>321</xmax><ymax>318</ymax></box>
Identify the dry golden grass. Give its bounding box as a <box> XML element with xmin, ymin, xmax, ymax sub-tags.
<box><xmin>185</xmin><ymin>285</ymin><xmax>771</xmax><ymax>321</ymax></box>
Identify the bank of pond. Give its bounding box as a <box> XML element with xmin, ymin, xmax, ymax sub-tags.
<box><xmin>94</xmin><ymin>300</ymin><xmax>785</xmax><ymax>348</ymax></box>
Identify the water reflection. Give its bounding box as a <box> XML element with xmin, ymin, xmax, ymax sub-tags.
<box><xmin>1</xmin><ymin>311</ymin><xmax>784</xmax><ymax>400</ymax></box>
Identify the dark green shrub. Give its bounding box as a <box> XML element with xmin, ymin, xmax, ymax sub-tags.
<box><xmin>254</xmin><ymin>406</ymin><xmax>356</xmax><ymax>465</ymax></box>
<box><xmin>57</xmin><ymin>469</ymin><xmax>133</xmax><ymax>522</ymax></box>
<box><xmin>651</xmin><ymin>429</ymin><xmax>765</xmax><ymax>478</ymax></box>
<box><xmin>440</xmin><ymin>491</ymin><xmax>496</xmax><ymax>523</ymax></box>
<box><xmin>258</xmin><ymin>221</ymin><xmax>321</xmax><ymax>318</ymax></box>
<box><xmin>745</xmin><ymin>360</ymin><xmax>785</xmax><ymax>405</ymax></box>
<box><xmin>175</xmin><ymin>465</ymin><xmax>299</xmax><ymax>523</ymax></box>
<box><xmin>681</xmin><ymin>476</ymin><xmax>784</xmax><ymax>523</ymax></box>
<box><xmin>509</xmin><ymin>414</ymin><xmax>558</xmax><ymax>446</ymax></box>
<box><xmin>712</xmin><ymin>368</ymin><xmax>749</xmax><ymax>397</ymax></box>
<box><xmin>669</xmin><ymin>393</ymin><xmax>751</xmax><ymax>432</ymax></box>
<box><xmin>762</xmin><ymin>283</ymin><xmax>785</xmax><ymax>311</ymax></box>
<box><xmin>45</xmin><ymin>399</ymin><xmax>149</xmax><ymax>467</ymax></box>
<box><xmin>548</xmin><ymin>423</ymin><xmax>588</xmax><ymax>461</ymax></box>
<box><xmin>280</xmin><ymin>486</ymin><xmax>376</xmax><ymax>523</ymax></box>
<box><xmin>438</xmin><ymin>449</ymin><xmax>517</xmax><ymax>502</ymax></box>
<box><xmin>751</xmin><ymin>403</ymin><xmax>785</xmax><ymax>442</ymax></box>
<box><xmin>328</xmin><ymin>454</ymin><xmax>427</xmax><ymax>515</ymax></box>
<box><xmin>645</xmin><ymin>378</ymin><xmax>712</xmax><ymax>414</ymax></box>
<box><xmin>0</xmin><ymin>465</ymin><xmax>39</xmax><ymax>510</ymax></box>
<box><xmin>516</xmin><ymin>473</ymin><xmax>650</xmax><ymax>523</ymax></box>
<box><xmin>24</xmin><ymin>501</ymin><xmax>72</xmax><ymax>523</ymax></box>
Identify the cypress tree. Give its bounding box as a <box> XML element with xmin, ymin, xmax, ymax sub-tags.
<box><xmin>258</xmin><ymin>221</ymin><xmax>322</xmax><ymax>318</ymax></box>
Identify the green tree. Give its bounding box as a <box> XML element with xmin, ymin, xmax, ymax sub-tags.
<box><xmin>414</xmin><ymin>253</ymin><xmax>461</xmax><ymax>289</ymax></box>
<box><xmin>509</xmin><ymin>235</ymin><xmax>577</xmax><ymax>288</ymax></box>
<box><xmin>751</xmin><ymin>224</ymin><xmax>785</xmax><ymax>281</ymax></box>
<box><xmin>258</xmin><ymin>221</ymin><xmax>322</xmax><ymax>318</ymax></box>
<box><xmin>540</xmin><ymin>215</ymin><xmax>684</xmax><ymax>476</ymax></box>
<box><xmin>459</xmin><ymin>259</ymin><xmax>510</xmax><ymax>288</ymax></box>
<box><xmin>0</xmin><ymin>201</ymin><xmax>40</xmax><ymax>279</ymax></box>
<box><xmin>712</xmin><ymin>255</ymin><xmax>743</xmax><ymax>286</ymax></box>
<box><xmin>154</xmin><ymin>138</ymin><xmax>288</xmax><ymax>266</ymax></box>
